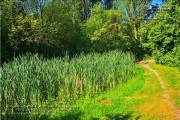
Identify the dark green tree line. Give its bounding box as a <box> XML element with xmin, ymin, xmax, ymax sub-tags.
<box><xmin>139</xmin><ymin>0</ymin><xmax>180</xmax><ymax>68</ymax></box>
<box><xmin>1</xmin><ymin>0</ymin><xmax>172</xmax><ymax>65</ymax></box>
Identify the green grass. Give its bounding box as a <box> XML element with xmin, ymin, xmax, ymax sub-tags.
<box><xmin>139</xmin><ymin>66</ymin><xmax>163</xmax><ymax>95</ymax></box>
<box><xmin>2</xmin><ymin>51</ymin><xmax>179</xmax><ymax>120</ymax></box>
<box><xmin>1</xmin><ymin>50</ymin><xmax>139</xmax><ymax>119</ymax></box>
<box><xmin>44</xmin><ymin>66</ymin><xmax>145</xmax><ymax>119</ymax></box>
<box><xmin>45</xmin><ymin>63</ymin><xmax>179</xmax><ymax>120</ymax></box>
<box><xmin>150</xmin><ymin>63</ymin><xmax>180</xmax><ymax>108</ymax></box>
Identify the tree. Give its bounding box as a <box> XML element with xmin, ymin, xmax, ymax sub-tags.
<box><xmin>1</xmin><ymin>0</ymin><xmax>91</xmax><ymax>61</ymax></box>
<box><xmin>121</xmin><ymin>0</ymin><xmax>153</xmax><ymax>40</ymax></box>
<box><xmin>139</xmin><ymin>1</ymin><xmax>180</xmax><ymax>68</ymax></box>
<box><xmin>80</xmin><ymin>0</ymin><xmax>114</xmax><ymax>21</ymax></box>
<box><xmin>84</xmin><ymin>4</ymin><xmax>130</xmax><ymax>52</ymax></box>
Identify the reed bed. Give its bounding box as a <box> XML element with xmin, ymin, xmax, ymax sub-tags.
<box><xmin>1</xmin><ymin>50</ymin><xmax>138</xmax><ymax>115</ymax></box>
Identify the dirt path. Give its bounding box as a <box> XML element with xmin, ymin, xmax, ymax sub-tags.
<box><xmin>140</xmin><ymin>60</ymin><xmax>180</xmax><ymax>119</ymax></box>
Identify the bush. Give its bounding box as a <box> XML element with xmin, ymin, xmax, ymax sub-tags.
<box><xmin>156</xmin><ymin>46</ymin><xmax>180</xmax><ymax>69</ymax></box>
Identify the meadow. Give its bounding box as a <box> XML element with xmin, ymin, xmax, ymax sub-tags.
<box><xmin>1</xmin><ymin>51</ymin><xmax>180</xmax><ymax>120</ymax></box>
<box><xmin>1</xmin><ymin>50</ymin><xmax>139</xmax><ymax>120</ymax></box>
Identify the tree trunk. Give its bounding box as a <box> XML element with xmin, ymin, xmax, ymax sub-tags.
<box><xmin>133</xmin><ymin>22</ymin><xmax>138</xmax><ymax>40</ymax></box>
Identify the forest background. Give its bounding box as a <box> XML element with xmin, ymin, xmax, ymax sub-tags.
<box><xmin>1</xmin><ymin>0</ymin><xmax>180</xmax><ymax>69</ymax></box>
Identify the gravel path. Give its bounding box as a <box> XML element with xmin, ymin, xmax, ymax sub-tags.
<box><xmin>140</xmin><ymin>60</ymin><xmax>180</xmax><ymax>120</ymax></box>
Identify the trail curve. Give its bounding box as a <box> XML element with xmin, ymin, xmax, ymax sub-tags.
<box><xmin>140</xmin><ymin>60</ymin><xmax>180</xmax><ymax>120</ymax></box>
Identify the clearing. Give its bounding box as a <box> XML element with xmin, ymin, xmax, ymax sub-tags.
<box><xmin>48</xmin><ymin>60</ymin><xmax>180</xmax><ymax>120</ymax></box>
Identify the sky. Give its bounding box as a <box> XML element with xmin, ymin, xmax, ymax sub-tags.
<box><xmin>152</xmin><ymin>0</ymin><xmax>165</xmax><ymax>5</ymax></box>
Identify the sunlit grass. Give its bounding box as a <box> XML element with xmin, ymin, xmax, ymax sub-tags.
<box><xmin>2</xmin><ymin>52</ymin><xmax>178</xmax><ymax>120</ymax></box>
<box><xmin>137</xmin><ymin>63</ymin><xmax>177</xmax><ymax>120</ymax></box>
<box><xmin>49</xmin><ymin>63</ymin><xmax>179</xmax><ymax>120</ymax></box>
<box><xmin>150</xmin><ymin>63</ymin><xmax>180</xmax><ymax>108</ymax></box>
<box><xmin>51</xmin><ymin>67</ymin><xmax>145</xmax><ymax>119</ymax></box>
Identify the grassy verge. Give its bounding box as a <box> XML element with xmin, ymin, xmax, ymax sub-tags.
<box><xmin>6</xmin><ymin>62</ymin><xmax>174</xmax><ymax>120</ymax></box>
<box><xmin>3</xmin><ymin>55</ymin><xmax>179</xmax><ymax>120</ymax></box>
<box><xmin>137</xmin><ymin>63</ymin><xmax>177</xmax><ymax>120</ymax></box>
<box><xmin>49</xmin><ymin>63</ymin><xmax>179</xmax><ymax>120</ymax></box>
<box><xmin>50</xmin><ymin>64</ymin><xmax>165</xmax><ymax>120</ymax></box>
<box><xmin>46</xmin><ymin>63</ymin><xmax>180</xmax><ymax>120</ymax></box>
<box><xmin>47</xmin><ymin>66</ymin><xmax>146</xmax><ymax>120</ymax></box>
<box><xmin>150</xmin><ymin>63</ymin><xmax>180</xmax><ymax>108</ymax></box>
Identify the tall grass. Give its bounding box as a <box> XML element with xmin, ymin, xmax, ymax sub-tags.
<box><xmin>1</xmin><ymin>50</ymin><xmax>138</xmax><ymax>116</ymax></box>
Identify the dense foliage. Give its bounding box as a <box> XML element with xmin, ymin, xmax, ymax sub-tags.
<box><xmin>1</xmin><ymin>51</ymin><xmax>138</xmax><ymax>118</ymax></box>
<box><xmin>1</xmin><ymin>0</ymin><xmax>91</xmax><ymax>60</ymax></box>
<box><xmin>1</xmin><ymin>0</ymin><xmax>160</xmax><ymax>62</ymax></box>
<box><xmin>3</xmin><ymin>0</ymin><xmax>178</xmax><ymax>68</ymax></box>
<box><xmin>139</xmin><ymin>1</ymin><xmax>180</xmax><ymax>68</ymax></box>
